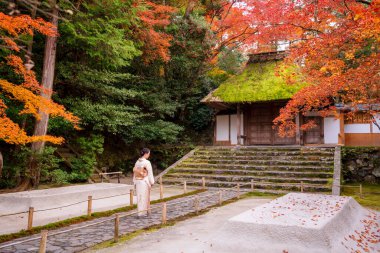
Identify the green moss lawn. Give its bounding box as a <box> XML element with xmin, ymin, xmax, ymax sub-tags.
<box><xmin>341</xmin><ymin>183</ymin><xmax>380</xmax><ymax>211</ymax></box>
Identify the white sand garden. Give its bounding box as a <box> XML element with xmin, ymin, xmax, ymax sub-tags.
<box><xmin>90</xmin><ymin>193</ymin><xmax>380</xmax><ymax>253</ymax></box>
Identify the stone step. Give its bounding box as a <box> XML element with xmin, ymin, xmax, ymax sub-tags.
<box><xmin>176</xmin><ymin>163</ymin><xmax>334</xmax><ymax>172</ymax></box>
<box><xmin>194</xmin><ymin>150</ymin><xmax>334</xmax><ymax>157</ymax></box>
<box><xmin>165</xmin><ymin>173</ymin><xmax>330</xmax><ymax>184</ymax></box>
<box><xmin>195</xmin><ymin>148</ymin><xmax>334</xmax><ymax>155</ymax></box>
<box><xmin>170</xmin><ymin>167</ymin><xmax>334</xmax><ymax>178</ymax></box>
<box><xmin>190</xmin><ymin>155</ymin><xmax>334</xmax><ymax>162</ymax></box>
<box><xmin>206</xmin><ymin>186</ymin><xmax>289</xmax><ymax>195</ymax></box>
<box><xmin>183</xmin><ymin>159</ymin><xmax>333</xmax><ymax>166</ymax></box>
<box><xmin>197</xmin><ymin>147</ymin><xmax>335</xmax><ymax>152</ymax></box>
<box><xmin>162</xmin><ymin>178</ymin><xmax>331</xmax><ymax>192</ymax></box>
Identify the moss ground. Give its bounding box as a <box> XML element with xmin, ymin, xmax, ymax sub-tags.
<box><xmin>341</xmin><ymin>183</ymin><xmax>380</xmax><ymax>211</ymax></box>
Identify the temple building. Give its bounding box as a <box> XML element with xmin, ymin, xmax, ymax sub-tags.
<box><xmin>202</xmin><ymin>51</ymin><xmax>380</xmax><ymax>147</ymax></box>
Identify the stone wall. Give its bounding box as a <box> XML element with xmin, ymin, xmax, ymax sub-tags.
<box><xmin>342</xmin><ymin>147</ymin><xmax>380</xmax><ymax>184</ymax></box>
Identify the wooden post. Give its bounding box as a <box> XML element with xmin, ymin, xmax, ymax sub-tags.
<box><xmin>237</xmin><ymin>183</ymin><xmax>240</xmax><ymax>199</ymax></box>
<box><xmin>218</xmin><ymin>191</ymin><xmax>222</xmax><ymax>206</ymax></box>
<box><xmin>300</xmin><ymin>181</ymin><xmax>304</xmax><ymax>193</ymax></box>
<box><xmin>338</xmin><ymin>112</ymin><xmax>345</xmax><ymax>145</ymax></box>
<box><xmin>87</xmin><ymin>196</ymin><xmax>93</xmax><ymax>216</ymax></box>
<box><xmin>117</xmin><ymin>173</ymin><xmax>120</xmax><ymax>184</ymax></box>
<box><xmin>295</xmin><ymin>113</ymin><xmax>301</xmax><ymax>145</ymax></box>
<box><xmin>184</xmin><ymin>181</ymin><xmax>187</xmax><ymax>194</ymax></box>
<box><xmin>130</xmin><ymin>189</ymin><xmax>134</xmax><ymax>206</ymax></box>
<box><xmin>28</xmin><ymin>207</ymin><xmax>34</xmax><ymax>230</ymax></box>
<box><xmin>251</xmin><ymin>179</ymin><xmax>254</xmax><ymax>191</ymax></box>
<box><xmin>114</xmin><ymin>214</ymin><xmax>120</xmax><ymax>242</ymax></box>
<box><xmin>195</xmin><ymin>196</ymin><xmax>199</xmax><ymax>214</ymax></box>
<box><xmin>359</xmin><ymin>184</ymin><xmax>363</xmax><ymax>199</ymax></box>
<box><xmin>159</xmin><ymin>176</ymin><xmax>164</xmax><ymax>199</ymax></box>
<box><xmin>237</xmin><ymin>104</ymin><xmax>241</xmax><ymax>146</ymax></box>
<box><xmin>202</xmin><ymin>177</ymin><xmax>206</xmax><ymax>189</ymax></box>
<box><xmin>162</xmin><ymin>203</ymin><xmax>167</xmax><ymax>225</ymax></box>
<box><xmin>160</xmin><ymin>183</ymin><xmax>164</xmax><ymax>200</ymax></box>
<box><xmin>101</xmin><ymin>174</ymin><xmax>104</xmax><ymax>183</ymax></box>
<box><xmin>39</xmin><ymin>230</ymin><xmax>48</xmax><ymax>253</ymax></box>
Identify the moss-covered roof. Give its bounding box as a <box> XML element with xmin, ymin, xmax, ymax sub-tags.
<box><xmin>202</xmin><ymin>61</ymin><xmax>305</xmax><ymax>103</ymax></box>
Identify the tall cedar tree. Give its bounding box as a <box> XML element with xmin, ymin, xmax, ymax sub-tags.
<box><xmin>0</xmin><ymin>13</ymin><xmax>79</xmax><ymax>180</ymax></box>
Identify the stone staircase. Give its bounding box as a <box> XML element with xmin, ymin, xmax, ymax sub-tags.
<box><xmin>161</xmin><ymin>146</ymin><xmax>336</xmax><ymax>194</ymax></box>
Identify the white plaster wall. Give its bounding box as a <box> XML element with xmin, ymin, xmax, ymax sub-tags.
<box><xmin>373</xmin><ymin>114</ymin><xmax>380</xmax><ymax>133</ymax></box>
<box><xmin>216</xmin><ymin>115</ymin><xmax>230</xmax><ymax>141</ymax></box>
<box><xmin>344</xmin><ymin>124</ymin><xmax>371</xmax><ymax>133</ymax></box>
<box><xmin>324</xmin><ymin>117</ymin><xmax>340</xmax><ymax>144</ymax></box>
<box><xmin>230</xmin><ymin>114</ymin><xmax>244</xmax><ymax>145</ymax></box>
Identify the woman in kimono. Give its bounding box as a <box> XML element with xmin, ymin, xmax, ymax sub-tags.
<box><xmin>133</xmin><ymin>148</ymin><xmax>154</xmax><ymax>217</ymax></box>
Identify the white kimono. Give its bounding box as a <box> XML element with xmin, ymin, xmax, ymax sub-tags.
<box><xmin>133</xmin><ymin>158</ymin><xmax>154</xmax><ymax>216</ymax></box>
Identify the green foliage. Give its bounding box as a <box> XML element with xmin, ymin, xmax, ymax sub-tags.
<box><xmin>1</xmin><ymin>2</ymin><xmax>220</xmax><ymax>189</ymax></box>
<box><xmin>217</xmin><ymin>48</ymin><xmax>246</xmax><ymax>75</ymax></box>
<box><xmin>59</xmin><ymin>0</ymin><xmax>141</xmax><ymax>70</ymax></box>
<box><xmin>0</xmin><ymin>146</ymin><xmax>63</xmax><ymax>188</ymax></box>
<box><xmin>212</xmin><ymin>61</ymin><xmax>305</xmax><ymax>103</ymax></box>
<box><xmin>50</xmin><ymin>169</ymin><xmax>70</xmax><ymax>185</ymax></box>
<box><xmin>70</xmin><ymin>135</ymin><xmax>104</xmax><ymax>182</ymax></box>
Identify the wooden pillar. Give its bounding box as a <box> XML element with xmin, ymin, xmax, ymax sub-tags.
<box><xmin>295</xmin><ymin>113</ymin><xmax>301</xmax><ymax>145</ymax></box>
<box><xmin>237</xmin><ymin>104</ymin><xmax>241</xmax><ymax>146</ymax></box>
<box><xmin>338</xmin><ymin>112</ymin><xmax>345</xmax><ymax>145</ymax></box>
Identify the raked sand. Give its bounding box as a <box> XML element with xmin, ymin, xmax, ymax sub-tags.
<box><xmin>88</xmin><ymin>193</ymin><xmax>379</xmax><ymax>253</ymax></box>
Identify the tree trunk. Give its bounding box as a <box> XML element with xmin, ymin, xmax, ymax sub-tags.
<box><xmin>184</xmin><ymin>0</ymin><xmax>197</xmax><ymax>19</ymax></box>
<box><xmin>0</xmin><ymin>151</ymin><xmax>3</xmax><ymax>178</ymax></box>
<box><xmin>28</xmin><ymin>0</ymin><xmax>59</xmax><ymax>188</ymax></box>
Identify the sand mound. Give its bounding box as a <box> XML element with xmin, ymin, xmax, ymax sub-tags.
<box><xmin>211</xmin><ymin>193</ymin><xmax>379</xmax><ymax>253</ymax></box>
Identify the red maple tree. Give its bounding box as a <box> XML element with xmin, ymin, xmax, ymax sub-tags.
<box><xmin>136</xmin><ymin>1</ymin><xmax>176</xmax><ymax>64</ymax></box>
<box><xmin>0</xmin><ymin>13</ymin><xmax>79</xmax><ymax>145</ymax></box>
<box><xmin>207</xmin><ymin>0</ymin><xmax>380</xmax><ymax>136</ymax></box>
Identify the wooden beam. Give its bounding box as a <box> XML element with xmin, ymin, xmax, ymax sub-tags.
<box><xmin>237</xmin><ymin>104</ymin><xmax>241</xmax><ymax>146</ymax></box>
<box><xmin>338</xmin><ymin>113</ymin><xmax>345</xmax><ymax>146</ymax></box>
<box><xmin>295</xmin><ymin>113</ymin><xmax>301</xmax><ymax>145</ymax></box>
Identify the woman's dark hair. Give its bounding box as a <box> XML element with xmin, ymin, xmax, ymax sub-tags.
<box><xmin>140</xmin><ymin>148</ymin><xmax>150</xmax><ymax>157</ymax></box>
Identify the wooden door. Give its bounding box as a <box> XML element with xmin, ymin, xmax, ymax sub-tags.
<box><xmin>302</xmin><ymin>116</ymin><xmax>324</xmax><ymax>144</ymax></box>
<box><xmin>247</xmin><ymin>105</ymin><xmax>273</xmax><ymax>145</ymax></box>
<box><xmin>272</xmin><ymin>104</ymin><xmax>296</xmax><ymax>145</ymax></box>
<box><xmin>246</xmin><ymin>103</ymin><xmax>296</xmax><ymax>145</ymax></box>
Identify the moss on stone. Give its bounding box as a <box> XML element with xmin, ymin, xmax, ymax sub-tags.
<box><xmin>211</xmin><ymin>61</ymin><xmax>305</xmax><ymax>103</ymax></box>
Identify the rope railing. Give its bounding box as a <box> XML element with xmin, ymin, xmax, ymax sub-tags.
<box><xmin>0</xmin><ymin>178</ymin><xmax>205</xmax><ymax>232</ymax></box>
<box><xmin>0</xmin><ymin>178</ymin><xmax>242</xmax><ymax>252</ymax></box>
<box><xmin>3</xmin><ymin>175</ymin><xmax>320</xmax><ymax>252</ymax></box>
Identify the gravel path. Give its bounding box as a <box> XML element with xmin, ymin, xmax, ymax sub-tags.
<box><xmin>0</xmin><ymin>189</ymin><xmax>239</xmax><ymax>253</ymax></box>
